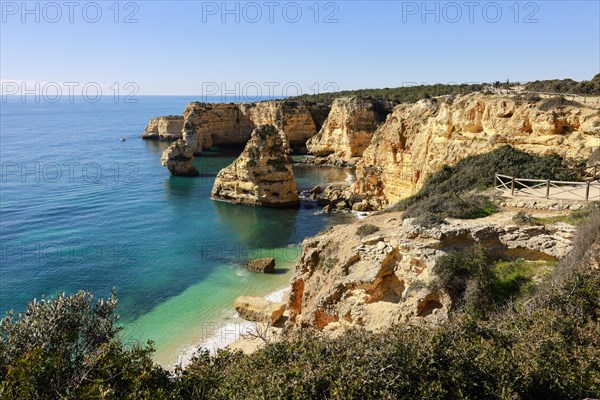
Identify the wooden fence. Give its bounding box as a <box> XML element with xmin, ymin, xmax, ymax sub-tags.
<box><xmin>495</xmin><ymin>173</ymin><xmax>600</xmax><ymax>202</ymax></box>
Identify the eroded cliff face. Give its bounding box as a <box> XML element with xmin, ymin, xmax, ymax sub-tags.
<box><xmin>284</xmin><ymin>211</ymin><xmax>574</xmax><ymax>335</ymax></box>
<box><xmin>142</xmin><ymin>116</ymin><xmax>184</xmax><ymax>141</ymax></box>
<box><xmin>352</xmin><ymin>93</ymin><xmax>600</xmax><ymax>205</ymax></box>
<box><xmin>240</xmin><ymin>101</ymin><xmax>330</xmax><ymax>151</ymax></box>
<box><xmin>181</xmin><ymin>100</ymin><xmax>331</xmax><ymax>155</ymax></box>
<box><xmin>306</xmin><ymin>97</ymin><xmax>394</xmax><ymax>165</ymax></box>
<box><xmin>183</xmin><ymin>102</ymin><xmax>255</xmax><ymax>155</ymax></box>
<box><xmin>211</xmin><ymin>124</ymin><xmax>300</xmax><ymax>207</ymax></box>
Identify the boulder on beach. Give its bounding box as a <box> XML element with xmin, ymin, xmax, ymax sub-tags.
<box><xmin>246</xmin><ymin>257</ymin><xmax>276</xmax><ymax>273</ymax></box>
<box><xmin>234</xmin><ymin>296</ymin><xmax>286</xmax><ymax>325</ymax></box>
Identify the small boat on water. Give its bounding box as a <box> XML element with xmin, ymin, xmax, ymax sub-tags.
<box><xmin>119</xmin><ymin>137</ymin><xmax>126</xmax><ymax>141</ymax></box>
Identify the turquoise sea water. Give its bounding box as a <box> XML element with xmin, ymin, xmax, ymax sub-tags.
<box><xmin>0</xmin><ymin>96</ymin><xmax>352</xmax><ymax>365</ymax></box>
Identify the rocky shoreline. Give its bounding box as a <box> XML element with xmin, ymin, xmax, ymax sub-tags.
<box><xmin>143</xmin><ymin>90</ymin><xmax>599</xmax><ymax>354</ymax></box>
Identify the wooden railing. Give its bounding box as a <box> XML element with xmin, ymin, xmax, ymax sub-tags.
<box><xmin>553</xmin><ymin>163</ymin><xmax>600</xmax><ymax>181</ymax></box>
<box><xmin>495</xmin><ymin>173</ymin><xmax>600</xmax><ymax>202</ymax></box>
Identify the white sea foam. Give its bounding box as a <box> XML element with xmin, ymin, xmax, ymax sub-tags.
<box><xmin>352</xmin><ymin>211</ymin><xmax>370</xmax><ymax>219</ymax></box>
<box><xmin>264</xmin><ymin>287</ymin><xmax>290</xmax><ymax>303</ymax></box>
<box><xmin>174</xmin><ymin>287</ymin><xmax>291</xmax><ymax>369</ymax></box>
<box><xmin>345</xmin><ymin>172</ymin><xmax>356</xmax><ymax>184</ymax></box>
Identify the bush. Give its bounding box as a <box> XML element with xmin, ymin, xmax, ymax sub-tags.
<box><xmin>0</xmin><ymin>291</ymin><xmax>170</xmax><ymax>399</ymax></box>
<box><xmin>430</xmin><ymin>245</ymin><xmax>493</xmax><ymax>311</ymax></box>
<box><xmin>538</xmin><ymin>96</ymin><xmax>581</xmax><ymax>112</ymax></box>
<box><xmin>355</xmin><ymin>224</ymin><xmax>380</xmax><ymax>237</ymax></box>
<box><xmin>512</xmin><ymin>211</ymin><xmax>539</xmax><ymax>225</ymax></box>
<box><xmin>525</xmin><ymin>78</ymin><xmax>600</xmax><ymax>96</ymax></box>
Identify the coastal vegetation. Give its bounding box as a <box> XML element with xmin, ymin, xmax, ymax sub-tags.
<box><xmin>524</xmin><ymin>76</ymin><xmax>600</xmax><ymax>96</ymax></box>
<box><xmin>1</xmin><ymin>207</ymin><xmax>598</xmax><ymax>399</ymax></box>
<box><xmin>355</xmin><ymin>224</ymin><xmax>380</xmax><ymax>237</ymax></box>
<box><xmin>289</xmin><ymin>76</ymin><xmax>600</xmax><ymax>104</ymax></box>
<box><xmin>382</xmin><ymin>146</ymin><xmax>585</xmax><ymax>225</ymax></box>
<box><xmin>289</xmin><ymin>83</ymin><xmax>485</xmax><ymax>104</ymax></box>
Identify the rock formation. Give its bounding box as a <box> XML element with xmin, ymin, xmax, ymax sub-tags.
<box><xmin>182</xmin><ymin>102</ymin><xmax>255</xmax><ymax>154</ymax></box>
<box><xmin>241</xmin><ymin>100</ymin><xmax>330</xmax><ymax>152</ymax></box>
<box><xmin>160</xmin><ymin>139</ymin><xmax>199</xmax><ymax>177</ymax></box>
<box><xmin>211</xmin><ymin>124</ymin><xmax>300</xmax><ymax>207</ymax></box>
<box><xmin>234</xmin><ymin>296</ymin><xmax>286</xmax><ymax>324</ymax></box>
<box><xmin>352</xmin><ymin>93</ymin><xmax>600</xmax><ymax>207</ymax></box>
<box><xmin>180</xmin><ymin>100</ymin><xmax>331</xmax><ymax>155</ymax></box>
<box><xmin>142</xmin><ymin>116</ymin><xmax>184</xmax><ymax>140</ymax></box>
<box><xmin>284</xmin><ymin>210</ymin><xmax>575</xmax><ymax>335</ymax></box>
<box><xmin>246</xmin><ymin>257</ymin><xmax>276</xmax><ymax>273</ymax></box>
<box><xmin>306</xmin><ymin>97</ymin><xmax>394</xmax><ymax>165</ymax></box>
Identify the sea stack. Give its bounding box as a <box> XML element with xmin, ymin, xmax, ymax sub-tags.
<box><xmin>160</xmin><ymin>139</ymin><xmax>199</xmax><ymax>177</ymax></box>
<box><xmin>211</xmin><ymin>124</ymin><xmax>300</xmax><ymax>207</ymax></box>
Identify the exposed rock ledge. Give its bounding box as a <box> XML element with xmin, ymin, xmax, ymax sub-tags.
<box><xmin>211</xmin><ymin>124</ymin><xmax>300</xmax><ymax>207</ymax></box>
<box><xmin>284</xmin><ymin>211</ymin><xmax>574</xmax><ymax>335</ymax></box>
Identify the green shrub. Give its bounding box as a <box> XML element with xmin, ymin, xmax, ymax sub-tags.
<box><xmin>525</xmin><ymin>77</ymin><xmax>600</xmax><ymax>95</ymax></box>
<box><xmin>538</xmin><ymin>96</ymin><xmax>581</xmax><ymax>112</ymax></box>
<box><xmin>430</xmin><ymin>245</ymin><xmax>493</xmax><ymax>311</ymax></box>
<box><xmin>355</xmin><ymin>224</ymin><xmax>380</xmax><ymax>237</ymax></box>
<box><xmin>0</xmin><ymin>291</ymin><xmax>170</xmax><ymax>399</ymax></box>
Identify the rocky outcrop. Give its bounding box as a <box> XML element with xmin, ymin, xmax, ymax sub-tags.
<box><xmin>234</xmin><ymin>296</ymin><xmax>286</xmax><ymax>324</ymax></box>
<box><xmin>142</xmin><ymin>116</ymin><xmax>185</xmax><ymax>140</ymax></box>
<box><xmin>160</xmin><ymin>139</ymin><xmax>199</xmax><ymax>177</ymax></box>
<box><xmin>246</xmin><ymin>257</ymin><xmax>276</xmax><ymax>273</ymax></box>
<box><xmin>306</xmin><ymin>97</ymin><xmax>393</xmax><ymax>165</ymax></box>
<box><xmin>180</xmin><ymin>101</ymin><xmax>331</xmax><ymax>155</ymax></box>
<box><xmin>352</xmin><ymin>93</ymin><xmax>600</xmax><ymax>206</ymax></box>
<box><xmin>284</xmin><ymin>211</ymin><xmax>574</xmax><ymax>335</ymax></box>
<box><xmin>211</xmin><ymin>125</ymin><xmax>300</xmax><ymax>207</ymax></box>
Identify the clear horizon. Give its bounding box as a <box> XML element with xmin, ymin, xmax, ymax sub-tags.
<box><xmin>1</xmin><ymin>1</ymin><xmax>599</xmax><ymax>96</ymax></box>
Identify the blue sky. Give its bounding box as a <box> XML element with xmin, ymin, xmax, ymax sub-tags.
<box><xmin>1</xmin><ymin>0</ymin><xmax>599</xmax><ymax>95</ymax></box>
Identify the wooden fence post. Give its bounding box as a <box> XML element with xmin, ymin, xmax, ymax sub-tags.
<box><xmin>586</xmin><ymin>181</ymin><xmax>591</xmax><ymax>202</ymax></box>
<box><xmin>546</xmin><ymin>179</ymin><xmax>551</xmax><ymax>199</ymax></box>
<box><xmin>511</xmin><ymin>177</ymin><xmax>515</xmax><ymax>196</ymax></box>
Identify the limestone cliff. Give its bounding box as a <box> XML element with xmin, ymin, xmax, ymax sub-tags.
<box><xmin>142</xmin><ymin>116</ymin><xmax>184</xmax><ymax>141</ymax></box>
<box><xmin>352</xmin><ymin>93</ymin><xmax>600</xmax><ymax>206</ymax></box>
<box><xmin>285</xmin><ymin>211</ymin><xmax>574</xmax><ymax>335</ymax></box>
<box><xmin>240</xmin><ymin>101</ymin><xmax>330</xmax><ymax>151</ymax></box>
<box><xmin>160</xmin><ymin>139</ymin><xmax>199</xmax><ymax>177</ymax></box>
<box><xmin>306</xmin><ymin>97</ymin><xmax>393</xmax><ymax>165</ymax></box>
<box><xmin>182</xmin><ymin>100</ymin><xmax>331</xmax><ymax>155</ymax></box>
<box><xmin>211</xmin><ymin>124</ymin><xmax>300</xmax><ymax>207</ymax></box>
<box><xmin>183</xmin><ymin>102</ymin><xmax>255</xmax><ymax>155</ymax></box>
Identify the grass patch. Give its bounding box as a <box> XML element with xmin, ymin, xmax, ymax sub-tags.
<box><xmin>355</xmin><ymin>224</ymin><xmax>380</xmax><ymax>237</ymax></box>
<box><xmin>491</xmin><ymin>259</ymin><xmax>555</xmax><ymax>304</ymax></box>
